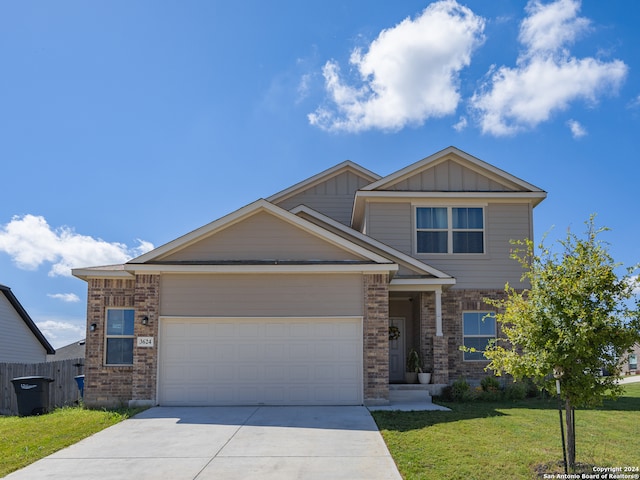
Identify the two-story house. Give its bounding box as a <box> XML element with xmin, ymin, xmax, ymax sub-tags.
<box><xmin>73</xmin><ymin>146</ymin><xmax>546</xmax><ymax>407</ymax></box>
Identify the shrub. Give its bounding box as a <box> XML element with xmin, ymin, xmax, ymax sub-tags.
<box><xmin>450</xmin><ymin>377</ymin><xmax>474</xmax><ymax>402</ymax></box>
<box><xmin>504</xmin><ymin>382</ymin><xmax>527</xmax><ymax>400</ymax></box>
<box><xmin>480</xmin><ymin>376</ymin><xmax>501</xmax><ymax>392</ymax></box>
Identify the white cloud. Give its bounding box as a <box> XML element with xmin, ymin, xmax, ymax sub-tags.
<box><xmin>0</xmin><ymin>214</ymin><xmax>154</xmax><ymax>277</ymax></box>
<box><xmin>36</xmin><ymin>319</ymin><xmax>86</xmax><ymax>349</ymax></box>
<box><xmin>566</xmin><ymin>119</ymin><xmax>586</xmax><ymax>138</ymax></box>
<box><xmin>471</xmin><ymin>0</ymin><xmax>627</xmax><ymax>136</ymax></box>
<box><xmin>453</xmin><ymin>116</ymin><xmax>468</xmax><ymax>132</ymax></box>
<box><xmin>47</xmin><ymin>293</ymin><xmax>81</xmax><ymax>303</ymax></box>
<box><xmin>630</xmin><ymin>275</ymin><xmax>640</xmax><ymax>296</ymax></box>
<box><xmin>519</xmin><ymin>0</ymin><xmax>590</xmax><ymax>54</ymax></box>
<box><xmin>308</xmin><ymin>0</ymin><xmax>485</xmax><ymax>133</ymax></box>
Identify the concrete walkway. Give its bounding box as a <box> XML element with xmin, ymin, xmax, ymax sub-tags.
<box><xmin>5</xmin><ymin>406</ymin><xmax>402</xmax><ymax>480</ymax></box>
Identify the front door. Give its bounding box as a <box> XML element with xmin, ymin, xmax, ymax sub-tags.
<box><xmin>388</xmin><ymin>317</ymin><xmax>405</xmax><ymax>383</ymax></box>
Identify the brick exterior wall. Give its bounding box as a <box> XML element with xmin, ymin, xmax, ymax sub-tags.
<box><xmin>83</xmin><ymin>278</ymin><xmax>136</xmax><ymax>408</ymax></box>
<box><xmin>132</xmin><ymin>274</ymin><xmax>160</xmax><ymax>404</ymax></box>
<box><xmin>83</xmin><ymin>275</ymin><xmax>160</xmax><ymax>408</ymax></box>
<box><xmin>363</xmin><ymin>273</ymin><xmax>389</xmax><ymax>404</ymax></box>
<box><xmin>419</xmin><ymin>289</ymin><xmax>508</xmax><ymax>385</ymax></box>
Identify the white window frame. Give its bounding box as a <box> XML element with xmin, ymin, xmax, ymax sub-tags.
<box><xmin>462</xmin><ymin>311</ymin><xmax>496</xmax><ymax>362</ymax></box>
<box><xmin>414</xmin><ymin>206</ymin><xmax>486</xmax><ymax>255</ymax></box>
<box><xmin>104</xmin><ymin>308</ymin><xmax>135</xmax><ymax>366</ymax></box>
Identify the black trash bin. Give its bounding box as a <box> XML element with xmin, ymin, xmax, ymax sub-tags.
<box><xmin>74</xmin><ymin>375</ymin><xmax>85</xmax><ymax>398</ymax></box>
<box><xmin>11</xmin><ymin>376</ymin><xmax>54</xmax><ymax>416</ymax></box>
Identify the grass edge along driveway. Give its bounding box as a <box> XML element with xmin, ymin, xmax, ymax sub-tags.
<box><xmin>372</xmin><ymin>383</ymin><xmax>640</xmax><ymax>480</ymax></box>
<box><xmin>0</xmin><ymin>406</ymin><xmax>143</xmax><ymax>477</ymax></box>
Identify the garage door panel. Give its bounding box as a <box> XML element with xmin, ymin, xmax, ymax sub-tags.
<box><xmin>159</xmin><ymin>317</ymin><xmax>362</xmax><ymax>406</ymax></box>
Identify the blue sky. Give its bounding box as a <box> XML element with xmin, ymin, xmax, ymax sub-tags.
<box><xmin>1</xmin><ymin>0</ymin><xmax>638</xmax><ymax>348</ymax></box>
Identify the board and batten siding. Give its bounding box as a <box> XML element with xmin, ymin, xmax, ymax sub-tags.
<box><xmin>274</xmin><ymin>170</ymin><xmax>371</xmax><ymax>226</ymax></box>
<box><xmin>0</xmin><ymin>294</ymin><xmax>48</xmax><ymax>363</ymax></box>
<box><xmin>365</xmin><ymin>202</ymin><xmax>532</xmax><ymax>289</ymax></box>
<box><xmin>160</xmin><ymin>273</ymin><xmax>364</xmax><ymax>317</ymax></box>
<box><xmin>386</xmin><ymin>159</ymin><xmax>518</xmax><ymax>192</ymax></box>
<box><xmin>161</xmin><ymin>211</ymin><xmax>362</xmax><ymax>262</ymax></box>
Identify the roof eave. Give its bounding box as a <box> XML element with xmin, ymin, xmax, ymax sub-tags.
<box><xmin>0</xmin><ymin>286</ymin><xmax>55</xmax><ymax>354</ymax></box>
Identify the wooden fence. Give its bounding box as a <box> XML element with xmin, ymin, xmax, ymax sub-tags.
<box><xmin>0</xmin><ymin>358</ymin><xmax>84</xmax><ymax>416</ymax></box>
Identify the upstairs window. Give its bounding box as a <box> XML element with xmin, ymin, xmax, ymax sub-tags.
<box><xmin>416</xmin><ymin>207</ymin><xmax>484</xmax><ymax>254</ymax></box>
<box><xmin>105</xmin><ymin>309</ymin><xmax>135</xmax><ymax>365</ymax></box>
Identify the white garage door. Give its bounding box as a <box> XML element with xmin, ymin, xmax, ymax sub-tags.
<box><xmin>158</xmin><ymin>317</ymin><xmax>363</xmax><ymax>406</ymax></box>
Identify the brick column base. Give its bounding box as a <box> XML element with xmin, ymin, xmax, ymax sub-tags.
<box><xmin>432</xmin><ymin>336</ymin><xmax>449</xmax><ymax>384</ymax></box>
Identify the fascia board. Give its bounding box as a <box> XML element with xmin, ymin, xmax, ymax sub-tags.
<box><xmin>291</xmin><ymin>205</ymin><xmax>453</xmax><ymax>279</ymax></box>
<box><xmin>72</xmin><ymin>267</ymin><xmax>133</xmax><ymax>281</ymax></box>
<box><xmin>124</xmin><ymin>263</ymin><xmax>398</xmax><ymax>275</ymax></box>
<box><xmin>356</xmin><ymin>190</ymin><xmax>547</xmax><ymax>201</ymax></box>
<box><xmin>389</xmin><ymin>278</ymin><xmax>457</xmax><ymax>291</ymax></box>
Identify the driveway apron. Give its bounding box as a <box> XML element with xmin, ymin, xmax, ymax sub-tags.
<box><xmin>5</xmin><ymin>406</ymin><xmax>402</xmax><ymax>480</ymax></box>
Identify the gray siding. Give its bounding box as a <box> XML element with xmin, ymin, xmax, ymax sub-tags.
<box><xmin>366</xmin><ymin>202</ymin><xmax>531</xmax><ymax>289</ymax></box>
<box><xmin>367</xmin><ymin>202</ymin><xmax>413</xmax><ymax>255</ymax></box>
<box><xmin>161</xmin><ymin>211</ymin><xmax>362</xmax><ymax>262</ymax></box>
<box><xmin>274</xmin><ymin>171</ymin><xmax>369</xmax><ymax>225</ymax></box>
<box><xmin>160</xmin><ymin>273</ymin><xmax>364</xmax><ymax>317</ymax></box>
<box><xmin>389</xmin><ymin>159</ymin><xmax>517</xmax><ymax>192</ymax></box>
<box><xmin>0</xmin><ymin>295</ymin><xmax>47</xmax><ymax>363</ymax></box>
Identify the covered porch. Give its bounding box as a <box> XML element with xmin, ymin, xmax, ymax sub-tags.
<box><xmin>388</xmin><ymin>283</ymin><xmax>453</xmax><ymax>392</ymax></box>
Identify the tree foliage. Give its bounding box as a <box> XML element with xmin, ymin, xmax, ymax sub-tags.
<box><xmin>483</xmin><ymin>216</ymin><xmax>640</xmax><ymax>467</ymax></box>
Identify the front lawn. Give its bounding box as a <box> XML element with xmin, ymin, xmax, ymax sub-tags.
<box><xmin>0</xmin><ymin>406</ymin><xmax>142</xmax><ymax>477</ymax></box>
<box><xmin>372</xmin><ymin>383</ymin><xmax>640</xmax><ymax>480</ymax></box>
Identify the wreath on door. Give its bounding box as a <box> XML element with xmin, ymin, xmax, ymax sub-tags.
<box><xmin>388</xmin><ymin>325</ymin><xmax>401</xmax><ymax>341</ymax></box>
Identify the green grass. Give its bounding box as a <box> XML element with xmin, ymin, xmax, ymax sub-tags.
<box><xmin>0</xmin><ymin>406</ymin><xmax>143</xmax><ymax>477</ymax></box>
<box><xmin>373</xmin><ymin>383</ymin><xmax>640</xmax><ymax>480</ymax></box>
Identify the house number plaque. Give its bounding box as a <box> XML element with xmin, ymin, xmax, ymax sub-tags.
<box><xmin>137</xmin><ymin>337</ymin><xmax>154</xmax><ymax>348</ymax></box>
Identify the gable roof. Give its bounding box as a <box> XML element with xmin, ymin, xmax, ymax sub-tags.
<box><xmin>361</xmin><ymin>146</ymin><xmax>546</xmax><ymax>194</ymax></box>
<box><xmin>117</xmin><ymin>199</ymin><xmax>398</xmax><ymax>276</ymax></box>
<box><xmin>267</xmin><ymin>160</ymin><xmax>380</xmax><ymax>205</ymax></box>
<box><xmin>352</xmin><ymin>146</ymin><xmax>547</xmax><ymax>230</ymax></box>
<box><xmin>0</xmin><ymin>284</ymin><xmax>55</xmax><ymax>354</ymax></box>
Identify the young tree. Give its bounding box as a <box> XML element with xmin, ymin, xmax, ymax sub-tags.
<box><xmin>484</xmin><ymin>216</ymin><xmax>640</xmax><ymax>470</ymax></box>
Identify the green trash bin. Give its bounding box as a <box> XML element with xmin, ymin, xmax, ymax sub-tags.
<box><xmin>11</xmin><ymin>376</ymin><xmax>54</xmax><ymax>416</ymax></box>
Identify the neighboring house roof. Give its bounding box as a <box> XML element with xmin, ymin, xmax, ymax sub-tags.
<box><xmin>47</xmin><ymin>339</ymin><xmax>85</xmax><ymax>361</ymax></box>
<box><xmin>0</xmin><ymin>284</ymin><xmax>55</xmax><ymax>355</ymax></box>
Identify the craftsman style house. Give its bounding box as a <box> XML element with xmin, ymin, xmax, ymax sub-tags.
<box><xmin>73</xmin><ymin>147</ymin><xmax>546</xmax><ymax>407</ymax></box>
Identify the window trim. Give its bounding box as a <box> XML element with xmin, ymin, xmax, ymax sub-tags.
<box><xmin>462</xmin><ymin>310</ymin><xmax>496</xmax><ymax>362</ymax></box>
<box><xmin>414</xmin><ymin>205</ymin><xmax>486</xmax><ymax>255</ymax></box>
<box><xmin>104</xmin><ymin>308</ymin><xmax>135</xmax><ymax>366</ymax></box>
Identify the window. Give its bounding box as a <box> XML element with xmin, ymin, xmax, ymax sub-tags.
<box><xmin>463</xmin><ymin>311</ymin><xmax>496</xmax><ymax>361</ymax></box>
<box><xmin>105</xmin><ymin>309</ymin><xmax>134</xmax><ymax>365</ymax></box>
<box><xmin>630</xmin><ymin>354</ymin><xmax>638</xmax><ymax>371</ymax></box>
<box><xmin>416</xmin><ymin>207</ymin><xmax>484</xmax><ymax>254</ymax></box>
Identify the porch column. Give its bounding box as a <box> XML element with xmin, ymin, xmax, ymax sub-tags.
<box><xmin>435</xmin><ymin>288</ymin><xmax>443</xmax><ymax>337</ymax></box>
<box><xmin>432</xmin><ymin>335</ymin><xmax>449</xmax><ymax>384</ymax></box>
<box><xmin>363</xmin><ymin>273</ymin><xmax>389</xmax><ymax>405</ymax></box>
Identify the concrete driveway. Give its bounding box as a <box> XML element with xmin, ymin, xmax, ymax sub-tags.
<box><xmin>6</xmin><ymin>406</ymin><xmax>402</xmax><ymax>480</ymax></box>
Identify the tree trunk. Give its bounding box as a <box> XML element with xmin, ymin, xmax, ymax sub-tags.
<box><xmin>565</xmin><ymin>399</ymin><xmax>576</xmax><ymax>469</ymax></box>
